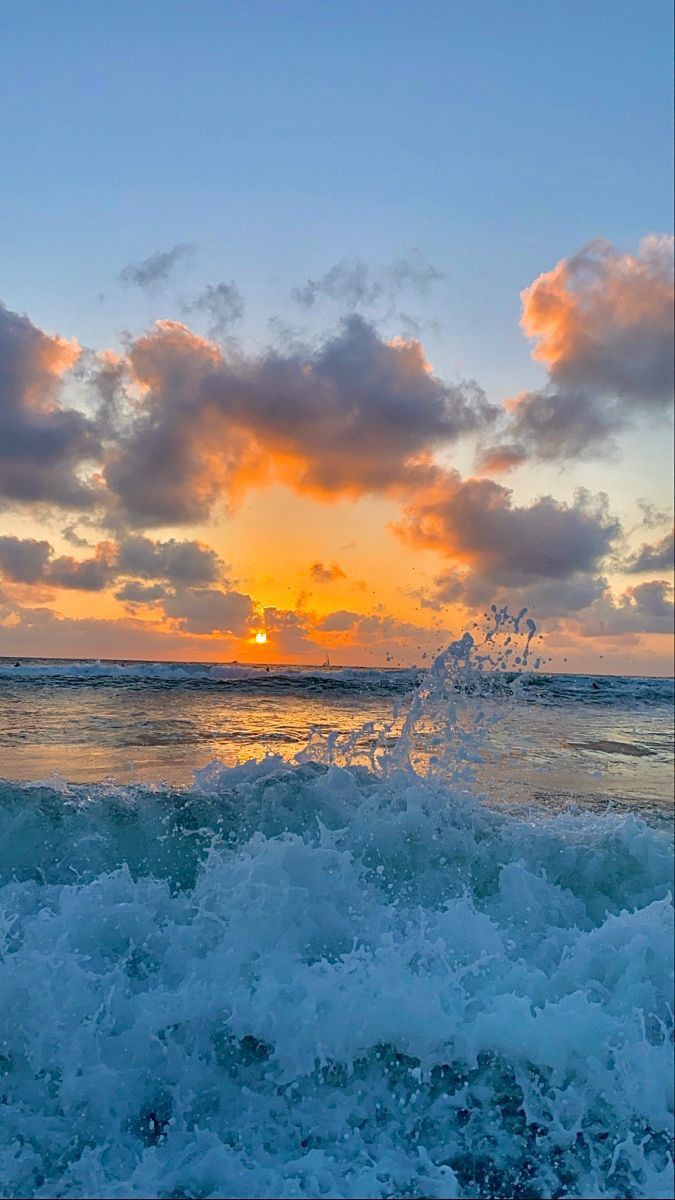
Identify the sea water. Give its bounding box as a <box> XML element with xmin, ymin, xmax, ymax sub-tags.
<box><xmin>0</xmin><ymin>617</ymin><xmax>672</xmax><ymax>1198</ymax></box>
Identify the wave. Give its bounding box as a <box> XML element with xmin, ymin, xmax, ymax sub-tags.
<box><xmin>0</xmin><ymin>657</ymin><xmax>422</xmax><ymax>694</ymax></box>
<box><xmin>515</xmin><ymin>671</ymin><xmax>674</xmax><ymax>709</ymax></box>
<box><xmin>0</xmin><ymin>761</ymin><xmax>672</xmax><ymax>1199</ymax></box>
<box><xmin>2</xmin><ymin>656</ymin><xmax>672</xmax><ymax>709</ymax></box>
<box><xmin>0</xmin><ymin>617</ymin><xmax>672</xmax><ymax>1198</ymax></box>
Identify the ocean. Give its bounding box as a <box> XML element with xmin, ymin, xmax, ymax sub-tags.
<box><xmin>0</xmin><ymin>620</ymin><xmax>673</xmax><ymax>1199</ymax></box>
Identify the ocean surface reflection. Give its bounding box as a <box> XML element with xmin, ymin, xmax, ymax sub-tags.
<box><xmin>0</xmin><ymin>659</ymin><xmax>672</xmax><ymax>817</ymax></box>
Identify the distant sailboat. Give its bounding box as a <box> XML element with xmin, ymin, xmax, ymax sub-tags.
<box><xmin>323</xmin><ymin>651</ymin><xmax>330</xmax><ymax>668</ymax></box>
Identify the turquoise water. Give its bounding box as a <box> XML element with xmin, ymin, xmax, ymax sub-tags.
<box><xmin>0</xmin><ymin>628</ymin><xmax>672</xmax><ymax>1198</ymax></box>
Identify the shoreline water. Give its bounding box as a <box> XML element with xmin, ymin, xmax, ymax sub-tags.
<box><xmin>0</xmin><ymin>657</ymin><xmax>672</xmax><ymax>807</ymax></box>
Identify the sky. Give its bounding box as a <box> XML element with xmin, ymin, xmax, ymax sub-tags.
<box><xmin>0</xmin><ymin>0</ymin><xmax>672</xmax><ymax>673</ymax></box>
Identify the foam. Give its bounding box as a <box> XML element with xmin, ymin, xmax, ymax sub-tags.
<box><xmin>1</xmin><ymin>759</ymin><xmax>672</xmax><ymax>1197</ymax></box>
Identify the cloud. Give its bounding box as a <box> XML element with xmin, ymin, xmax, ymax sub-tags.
<box><xmin>255</xmin><ymin>602</ymin><xmax>444</xmax><ymax>663</ymax></box>
<box><xmin>102</xmin><ymin>315</ymin><xmax>496</xmax><ymax>526</ymax></box>
<box><xmin>0</xmin><ymin>534</ymin><xmax>225</xmax><ymax>593</ymax></box>
<box><xmin>419</xmin><ymin>561</ymin><xmax>673</xmax><ymax>643</ymax></box>
<box><xmin>0</xmin><ymin>301</ymin><xmax>99</xmax><ymax>509</ymax></box>
<box><xmin>261</xmin><ymin>607</ymin><xmax>321</xmax><ymax>657</ymax></box>
<box><xmin>183</xmin><ymin>282</ymin><xmax>244</xmax><ymax>338</ymax></box>
<box><xmin>396</xmin><ymin>471</ymin><xmax>620</xmax><ymax>586</ymax></box>
<box><xmin>118</xmin><ymin>244</ymin><xmax>195</xmax><ymax>289</ymax></box>
<box><xmin>421</xmin><ymin>566</ymin><xmax>608</xmax><ymax>625</ymax></box>
<box><xmin>309</xmin><ymin>561</ymin><xmax>346</xmax><ymax>583</ymax></box>
<box><xmin>100</xmin><ymin>322</ymin><xmax>258</xmax><ymax>526</ymax></box>
<box><xmin>115</xmin><ymin>581</ymin><xmax>170</xmax><ymax>604</ymax></box>
<box><xmin>624</xmin><ymin>528</ymin><xmax>674</xmax><ymax>574</ymax></box>
<box><xmin>0</xmin><ymin>603</ymin><xmax>247</xmax><ymax>662</ymax></box>
<box><xmin>0</xmin><ymin>596</ymin><xmax>321</xmax><ymax>662</ymax></box>
<box><xmin>116</xmin><ymin>536</ymin><xmax>223</xmax><ymax>586</ymax></box>
<box><xmin>313</xmin><ymin>609</ymin><xmax>450</xmax><ymax>664</ymax></box>
<box><xmin>477</xmin><ymin>388</ymin><xmax>621</xmax><ymax>468</ymax></box>
<box><xmin>47</xmin><ymin>546</ymin><xmax>117</xmax><ymax>592</ymax></box>
<box><xmin>478</xmin><ymin>236</ymin><xmax>674</xmax><ymax>468</ymax></box>
<box><xmin>522</xmin><ymin>236</ymin><xmax>673</xmax><ymax>402</ymax></box>
<box><xmin>0</xmin><ymin>532</ymin><xmax>256</xmax><ymax>639</ymax></box>
<box><xmin>471</xmin><ymin>442</ymin><xmax>529</xmax><ymax>475</ymax></box>
<box><xmin>579</xmin><ymin>579</ymin><xmax>674</xmax><ymax>636</ymax></box>
<box><xmin>161</xmin><ymin>586</ymin><xmax>255</xmax><ymax>635</ymax></box>
<box><xmin>314</xmin><ymin>609</ymin><xmax>358</xmax><ymax>632</ymax></box>
<box><xmin>636</xmin><ymin>500</ymin><xmax>672</xmax><ymax>530</ymax></box>
<box><xmin>1</xmin><ymin>242</ymin><xmax>669</xmax><ymax>671</ymax></box>
<box><xmin>0</xmin><ymin>535</ymin><xmax>116</xmax><ymax>591</ymax></box>
<box><xmin>61</xmin><ymin>522</ymin><xmax>94</xmax><ymax>549</ymax></box>
<box><xmin>292</xmin><ymin>251</ymin><xmax>444</xmax><ymax>310</ymax></box>
<box><xmin>417</xmin><ymin>571</ymin><xmax>467</xmax><ymax>610</ymax></box>
<box><xmin>0</xmin><ymin>536</ymin><xmax>52</xmax><ymax>585</ymax></box>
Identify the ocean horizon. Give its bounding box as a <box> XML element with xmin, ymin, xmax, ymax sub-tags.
<box><xmin>3</xmin><ymin>653</ymin><xmax>674</xmax><ymax>677</ymax></box>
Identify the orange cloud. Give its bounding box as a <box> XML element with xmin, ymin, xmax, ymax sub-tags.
<box><xmin>521</xmin><ymin>236</ymin><xmax>674</xmax><ymax>395</ymax></box>
<box><xmin>25</xmin><ymin>332</ymin><xmax>80</xmax><ymax>413</ymax></box>
<box><xmin>476</xmin><ymin>237</ymin><xmax>674</xmax><ymax>472</ymax></box>
<box><xmin>100</xmin><ymin>315</ymin><xmax>496</xmax><ymax>526</ymax></box>
<box><xmin>395</xmin><ymin>468</ymin><xmax>619</xmax><ymax>586</ymax></box>
<box><xmin>309</xmin><ymin>561</ymin><xmax>346</xmax><ymax>583</ymax></box>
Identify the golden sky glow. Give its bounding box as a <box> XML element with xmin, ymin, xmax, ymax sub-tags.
<box><xmin>0</xmin><ymin>239</ymin><xmax>672</xmax><ymax>676</ymax></box>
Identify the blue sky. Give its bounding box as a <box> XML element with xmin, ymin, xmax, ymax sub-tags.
<box><xmin>1</xmin><ymin>0</ymin><xmax>671</xmax><ymax>398</ymax></box>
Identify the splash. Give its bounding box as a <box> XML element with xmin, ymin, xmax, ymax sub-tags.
<box><xmin>298</xmin><ymin>606</ymin><xmax>541</xmax><ymax>785</ymax></box>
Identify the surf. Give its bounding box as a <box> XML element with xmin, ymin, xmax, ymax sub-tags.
<box><xmin>0</xmin><ymin>613</ymin><xmax>672</xmax><ymax>1199</ymax></box>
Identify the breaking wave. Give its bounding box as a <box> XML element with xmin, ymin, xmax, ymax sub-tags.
<box><xmin>0</xmin><ymin>613</ymin><xmax>672</xmax><ymax>1198</ymax></box>
<box><xmin>2</xmin><ymin>656</ymin><xmax>671</xmax><ymax>711</ymax></box>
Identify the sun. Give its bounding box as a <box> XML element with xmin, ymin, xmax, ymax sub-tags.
<box><xmin>254</xmin><ymin>631</ymin><xmax>268</xmax><ymax>644</ymax></box>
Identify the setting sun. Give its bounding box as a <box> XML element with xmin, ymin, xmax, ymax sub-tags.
<box><xmin>254</xmin><ymin>631</ymin><xmax>267</xmax><ymax>644</ymax></box>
